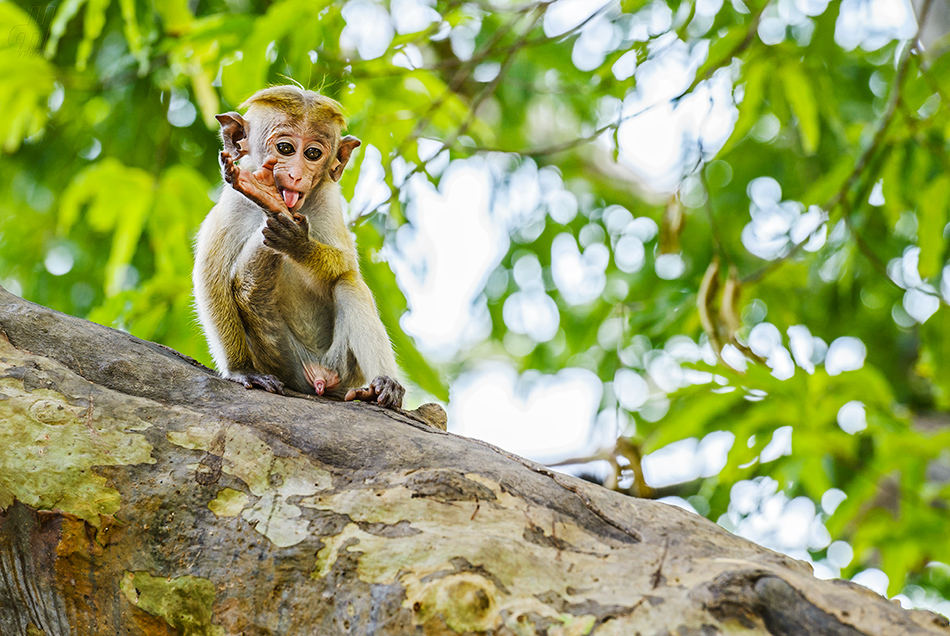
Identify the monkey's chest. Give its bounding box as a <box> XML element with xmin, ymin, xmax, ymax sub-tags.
<box><xmin>267</xmin><ymin>264</ymin><xmax>336</xmax><ymax>352</ymax></box>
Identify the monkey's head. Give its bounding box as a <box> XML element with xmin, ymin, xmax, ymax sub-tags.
<box><xmin>215</xmin><ymin>85</ymin><xmax>361</xmax><ymax>212</ymax></box>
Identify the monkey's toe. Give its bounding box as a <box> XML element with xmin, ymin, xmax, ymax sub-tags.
<box><xmin>229</xmin><ymin>372</ymin><xmax>284</xmax><ymax>394</ymax></box>
<box><xmin>251</xmin><ymin>373</ymin><xmax>285</xmax><ymax>394</ymax></box>
<box><xmin>370</xmin><ymin>376</ymin><xmax>405</xmax><ymax>410</ymax></box>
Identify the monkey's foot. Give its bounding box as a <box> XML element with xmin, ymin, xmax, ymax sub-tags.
<box><xmin>304</xmin><ymin>363</ymin><xmax>340</xmax><ymax>396</ymax></box>
<box><xmin>228</xmin><ymin>372</ymin><xmax>284</xmax><ymax>394</ymax></box>
<box><xmin>345</xmin><ymin>376</ymin><xmax>405</xmax><ymax>410</ymax></box>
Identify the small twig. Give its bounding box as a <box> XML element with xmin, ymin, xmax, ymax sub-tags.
<box><xmin>395</xmin><ymin>2</ymin><xmax>539</xmax><ymax>157</ymax></box>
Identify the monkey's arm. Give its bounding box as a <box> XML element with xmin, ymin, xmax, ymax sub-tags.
<box><xmin>261</xmin><ymin>210</ymin><xmax>354</xmax><ymax>282</ymax></box>
<box><xmin>221</xmin><ymin>151</ymin><xmax>353</xmax><ymax>282</ymax></box>
<box><xmin>328</xmin><ymin>274</ymin><xmax>405</xmax><ymax>409</ymax></box>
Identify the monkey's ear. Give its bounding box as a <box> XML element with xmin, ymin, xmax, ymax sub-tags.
<box><xmin>216</xmin><ymin>112</ymin><xmax>248</xmax><ymax>159</ymax></box>
<box><xmin>329</xmin><ymin>135</ymin><xmax>361</xmax><ymax>182</ymax></box>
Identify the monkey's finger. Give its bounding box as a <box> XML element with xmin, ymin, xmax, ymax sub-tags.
<box><xmin>292</xmin><ymin>213</ymin><xmax>309</xmax><ymax>234</ymax></box>
<box><xmin>379</xmin><ymin>389</ymin><xmax>403</xmax><ymax>409</ymax></box>
<box><xmin>263</xmin><ymin>209</ymin><xmax>294</xmax><ymax>226</ymax></box>
<box><xmin>267</xmin><ymin>212</ymin><xmax>308</xmax><ymax>244</ymax></box>
<box><xmin>370</xmin><ymin>378</ymin><xmax>389</xmax><ymax>403</ymax></box>
<box><xmin>263</xmin><ymin>216</ymin><xmax>298</xmax><ymax>243</ymax></box>
<box><xmin>273</xmin><ymin>211</ymin><xmax>297</xmax><ymax>226</ymax></box>
<box><xmin>252</xmin><ymin>157</ymin><xmax>277</xmax><ymax>185</ymax></box>
<box><xmin>220</xmin><ymin>152</ymin><xmax>237</xmax><ymax>183</ymax></box>
<box><xmin>252</xmin><ymin>167</ymin><xmax>276</xmax><ymax>186</ymax></box>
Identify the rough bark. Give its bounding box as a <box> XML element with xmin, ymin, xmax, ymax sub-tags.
<box><xmin>0</xmin><ymin>286</ymin><xmax>947</xmax><ymax>636</ymax></box>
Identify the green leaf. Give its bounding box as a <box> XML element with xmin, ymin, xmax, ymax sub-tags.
<box><xmin>719</xmin><ymin>60</ymin><xmax>766</xmax><ymax>156</ymax></box>
<box><xmin>879</xmin><ymin>145</ymin><xmax>907</xmax><ymax>225</ymax></box>
<box><xmin>0</xmin><ymin>50</ymin><xmax>55</xmax><ymax>152</ymax></box>
<box><xmin>781</xmin><ymin>64</ymin><xmax>820</xmax><ymax>155</ymax></box>
<box><xmin>799</xmin><ymin>152</ymin><xmax>853</xmax><ymax>207</ymax></box>
<box><xmin>118</xmin><ymin>0</ymin><xmax>148</xmax><ymax>74</ymax></box>
<box><xmin>650</xmin><ymin>385</ymin><xmax>745</xmax><ymax>451</ymax></box>
<box><xmin>154</xmin><ymin>0</ymin><xmax>194</xmax><ymax>34</ymax></box>
<box><xmin>917</xmin><ymin>175</ymin><xmax>949</xmax><ymax>279</ymax></box>
<box><xmin>58</xmin><ymin>159</ymin><xmax>155</xmax><ymax>296</ymax></box>
<box><xmin>220</xmin><ymin>0</ymin><xmax>335</xmax><ymax>107</ymax></box>
<box><xmin>694</xmin><ymin>27</ymin><xmax>747</xmax><ymax>85</ymax></box>
<box><xmin>1</xmin><ymin>3</ymin><xmax>43</xmax><ymax>53</ymax></box>
<box><xmin>917</xmin><ymin>307</ymin><xmax>950</xmax><ymax>410</ymax></box>
<box><xmin>44</xmin><ymin>0</ymin><xmax>88</xmax><ymax>59</ymax></box>
<box><xmin>76</xmin><ymin>0</ymin><xmax>110</xmax><ymax>72</ymax></box>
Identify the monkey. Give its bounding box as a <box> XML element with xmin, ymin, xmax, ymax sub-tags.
<box><xmin>193</xmin><ymin>85</ymin><xmax>405</xmax><ymax>409</ymax></box>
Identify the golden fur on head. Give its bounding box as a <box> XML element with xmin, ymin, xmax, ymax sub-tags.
<box><xmin>240</xmin><ymin>85</ymin><xmax>346</xmax><ymax>128</ymax></box>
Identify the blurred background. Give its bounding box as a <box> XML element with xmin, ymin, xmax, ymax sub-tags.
<box><xmin>2</xmin><ymin>0</ymin><xmax>950</xmax><ymax>615</ymax></box>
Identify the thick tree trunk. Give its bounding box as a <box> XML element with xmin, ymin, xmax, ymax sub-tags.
<box><xmin>0</xmin><ymin>286</ymin><xmax>946</xmax><ymax>636</ymax></box>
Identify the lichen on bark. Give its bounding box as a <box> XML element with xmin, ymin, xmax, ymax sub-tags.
<box><xmin>0</xmin><ymin>338</ymin><xmax>154</xmax><ymax>526</ymax></box>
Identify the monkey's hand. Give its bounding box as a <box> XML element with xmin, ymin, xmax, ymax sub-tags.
<box><xmin>262</xmin><ymin>208</ymin><xmax>312</xmax><ymax>262</ymax></box>
<box><xmin>227</xmin><ymin>371</ymin><xmax>285</xmax><ymax>394</ymax></box>
<box><xmin>304</xmin><ymin>362</ymin><xmax>340</xmax><ymax>396</ymax></box>
<box><xmin>220</xmin><ymin>151</ymin><xmax>285</xmax><ymax>215</ymax></box>
<box><xmin>345</xmin><ymin>376</ymin><xmax>405</xmax><ymax>410</ymax></box>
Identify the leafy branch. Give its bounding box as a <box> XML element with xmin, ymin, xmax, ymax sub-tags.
<box><xmin>741</xmin><ymin>0</ymin><xmax>936</xmax><ymax>288</ymax></box>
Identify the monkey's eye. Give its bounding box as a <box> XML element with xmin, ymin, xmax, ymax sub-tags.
<box><xmin>304</xmin><ymin>147</ymin><xmax>323</xmax><ymax>161</ymax></box>
<box><xmin>276</xmin><ymin>142</ymin><xmax>295</xmax><ymax>156</ymax></box>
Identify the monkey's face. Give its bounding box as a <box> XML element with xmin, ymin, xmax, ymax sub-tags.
<box><xmin>265</xmin><ymin>125</ymin><xmax>335</xmax><ymax>212</ymax></box>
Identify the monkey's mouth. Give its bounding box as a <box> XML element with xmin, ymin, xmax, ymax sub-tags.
<box><xmin>278</xmin><ymin>187</ymin><xmax>301</xmax><ymax>210</ymax></box>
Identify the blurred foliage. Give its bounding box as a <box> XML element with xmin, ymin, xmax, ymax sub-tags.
<box><xmin>1</xmin><ymin>0</ymin><xmax>950</xmax><ymax>607</ymax></box>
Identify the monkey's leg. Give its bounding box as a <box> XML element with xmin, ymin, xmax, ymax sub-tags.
<box><xmin>225</xmin><ymin>244</ymin><xmax>291</xmax><ymax>394</ymax></box>
<box><xmin>194</xmin><ymin>230</ymin><xmax>284</xmax><ymax>395</ymax></box>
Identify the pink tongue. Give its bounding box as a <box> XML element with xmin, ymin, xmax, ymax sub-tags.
<box><xmin>282</xmin><ymin>190</ymin><xmax>300</xmax><ymax>209</ymax></box>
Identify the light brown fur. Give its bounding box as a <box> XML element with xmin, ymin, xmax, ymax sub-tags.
<box><xmin>193</xmin><ymin>85</ymin><xmax>404</xmax><ymax>408</ymax></box>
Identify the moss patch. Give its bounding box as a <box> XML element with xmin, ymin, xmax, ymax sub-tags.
<box><xmin>168</xmin><ymin>425</ymin><xmax>332</xmax><ymax>547</ymax></box>
<box><xmin>120</xmin><ymin>571</ymin><xmax>224</xmax><ymax>636</ymax></box>
<box><xmin>301</xmin><ymin>471</ymin><xmax>626</xmax><ymax>633</ymax></box>
<box><xmin>207</xmin><ymin>488</ymin><xmax>249</xmax><ymax>517</ymax></box>
<box><xmin>0</xmin><ymin>349</ymin><xmax>154</xmax><ymax>526</ymax></box>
